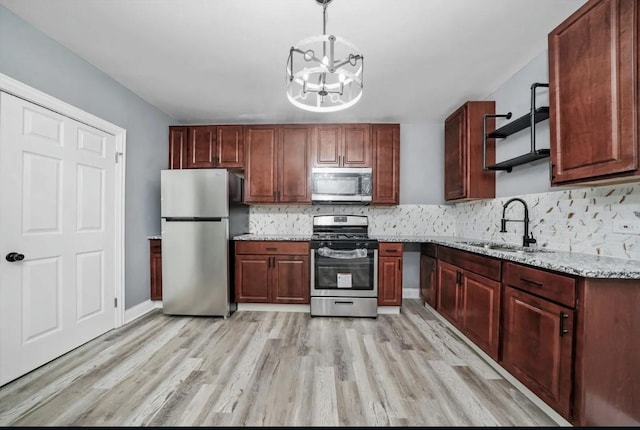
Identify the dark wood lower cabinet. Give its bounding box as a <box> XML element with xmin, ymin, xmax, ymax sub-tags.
<box><xmin>234</xmin><ymin>241</ymin><xmax>310</xmax><ymax>304</ymax></box>
<box><xmin>149</xmin><ymin>239</ymin><xmax>162</xmax><ymax>300</ymax></box>
<box><xmin>436</xmin><ymin>247</ymin><xmax>503</xmax><ymax>361</ymax></box>
<box><xmin>502</xmin><ymin>285</ymin><xmax>574</xmax><ymax>418</ymax></box>
<box><xmin>378</xmin><ymin>242</ymin><xmax>403</xmax><ymax>306</ymax></box>
<box><xmin>419</xmin><ymin>244</ymin><xmax>437</xmax><ymax>308</ymax></box>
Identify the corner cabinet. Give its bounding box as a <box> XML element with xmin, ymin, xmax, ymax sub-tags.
<box><xmin>419</xmin><ymin>243</ymin><xmax>437</xmax><ymax>308</ymax></box>
<box><xmin>378</xmin><ymin>242</ymin><xmax>403</xmax><ymax>306</ymax></box>
<box><xmin>372</xmin><ymin>124</ymin><xmax>400</xmax><ymax>205</ymax></box>
<box><xmin>244</xmin><ymin>125</ymin><xmax>312</xmax><ymax>204</ymax></box>
<box><xmin>168</xmin><ymin>125</ymin><xmax>244</xmax><ymax>169</ymax></box>
<box><xmin>549</xmin><ymin>0</ymin><xmax>639</xmax><ymax>185</ymax></box>
<box><xmin>444</xmin><ymin>101</ymin><xmax>496</xmax><ymax>201</ymax></box>
<box><xmin>234</xmin><ymin>241</ymin><xmax>310</xmax><ymax>304</ymax></box>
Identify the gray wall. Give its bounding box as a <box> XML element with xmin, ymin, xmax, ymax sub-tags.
<box><xmin>0</xmin><ymin>6</ymin><xmax>174</xmax><ymax>309</ymax></box>
<box><xmin>399</xmin><ymin>123</ymin><xmax>445</xmax><ymax>204</ymax></box>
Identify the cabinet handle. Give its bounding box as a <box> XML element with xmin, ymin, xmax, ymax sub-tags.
<box><xmin>559</xmin><ymin>312</ymin><xmax>569</xmax><ymax>336</ymax></box>
<box><xmin>266</xmin><ymin>247</ymin><xmax>277</xmax><ymax>251</ymax></box>
<box><xmin>397</xmin><ymin>260</ymin><xmax>401</xmax><ymax>272</ymax></box>
<box><xmin>456</xmin><ymin>271</ymin><xmax>462</xmax><ymax>286</ymax></box>
<box><xmin>520</xmin><ymin>277</ymin><xmax>543</xmax><ymax>287</ymax></box>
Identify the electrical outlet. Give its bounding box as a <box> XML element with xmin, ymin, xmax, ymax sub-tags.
<box><xmin>612</xmin><ymin>220</ymin><xmax>640</xmax><ymax>234</ymax></box>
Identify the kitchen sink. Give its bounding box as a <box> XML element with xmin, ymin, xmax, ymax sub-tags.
<box><xmin>459</xmin><ymin>241</ymin><xmax>554</xmax><ymax>254</ymax></box>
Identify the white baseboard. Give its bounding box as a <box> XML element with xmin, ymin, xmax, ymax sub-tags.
<box><xmin>377</xmin><ymin>306</ymin><xmax>400</xmax><ymax>314</ymax></box>
<box><xmin>124</xmin><ymin>300</ymin><xmax>161</xmax><ymax>324</ymax></box>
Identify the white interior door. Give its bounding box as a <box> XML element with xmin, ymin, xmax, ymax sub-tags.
<box><xmin>0</xmin><ymin>91</ymin><xmax>117</xmax><ymax>386</ymax></box>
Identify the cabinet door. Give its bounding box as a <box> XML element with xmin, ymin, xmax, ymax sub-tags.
<box><xmin>437</xmin><ymin>260</ymin><xmax>461</xmax><ymax>324</ymax></box>
<box><xmin>313</xmin><ymin>125</ymin><xmax>342</xmax><ymax>167</ymax></box>
<box><xmin>444</xmin><ymin>102</ymin><xmax>495</xmax><ymax>201</ymax></box>
<box><xmin>342</xmin><ymin>124</ymin><xmax>371</xmax><ymax>167</ymax></box>
<box><xmin>372</xmin><ymin>124</ymin><xmax>400</xmax><ymax>205</ymax></box>
<box><xmin>168</xmin><ymin>127</ymin><xmax>187</xmax><ymax>169</ymax></box>
<box><xmin>444</xmin><ymin>107</ymin><xmax>466</xmax><ymax>200</ymax></box>
<box><xmin>217</xmin><ymin>125</ymin><xmax>244</xmax><ymax>168</ymax></box>
<box><xmin>235</xmin><ymin>255</ymin><xmax>270</xmax><ymax>302</ymax></box>
<box><xmin>502</xmin><ymin>286</ymin><xmax>574</xmax><ymax>419</ymax></box>
<box><xmin>186</xmin><ymin>126</ymin><xmax>217</xmax><ymax>168</ymax></box>
<box><xmin>419</xmin><ymin>254</ymin><xmax>437</xmax><ymax>308</ymax></box>
<box><xmin>378</xmin><ymin>256</ymin><xmax>402</xmax><ymax>306</ymax></box>
<box><xmin>244</xmin><ymin>126</ymin><xmax>278</xmax><ymax>203</ymax></box>
<box><xmin>149</xmin><ymin>239</ymin><xmax>162</xmax><ymax>301</ymax></box>
<box><xmin>549</xmin><ymin>0</ymin><xmax>638</xmax><ymax>184</ymax></box>
<box><xmin>279</xmin><ymin>125</ymin><xmax>312</xmax><ymax>203</ymax></box>
<box><xmin>461</xmin><ymin>271</ymin><xmax>500</xmax><ymax>360</ymax></box>
<box><xmin>271</xmin><ymin>255</ymin><xmax>310</xmax><ymax>304</ymax></box>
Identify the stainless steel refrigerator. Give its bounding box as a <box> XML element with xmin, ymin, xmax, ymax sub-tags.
<box><xmin>160</xmin><ymin>169</ymin><xmax>249</xmax><ymax>317</ymax></box>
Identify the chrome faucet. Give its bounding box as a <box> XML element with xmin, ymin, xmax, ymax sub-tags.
<box><xmin>500</xmin><ymin>197</ymin><xmax>537</xmax><ymax>247</ymax></box>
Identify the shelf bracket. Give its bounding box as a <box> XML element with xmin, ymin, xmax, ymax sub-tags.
<box><xmin>529</xmin><ymin>82</ymin><xmax>549</xmax><ymax>155</ymax></box>
<box><xmin>483</xmin><ymin>112</ymin><xmax>512</xmax><ymax>171</ymax></box>
<box><xmin>482</xmin><ymin>82</ymin><xmax>550</xmax><ymax>173</ymax></box>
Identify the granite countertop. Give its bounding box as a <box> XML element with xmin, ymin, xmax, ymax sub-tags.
<box><xmin>148</xmin><ymin>235</ymin><xmax>161</xmax><ymax>240</ymax></box>
<box><xmin>373</xmin><ymin>235</ymin><xmax>640</xmax><ymax>279</ymax></box>
<box><xmin>233</xmin><ymin>233</ymin><xmax>312</xmax><ymax>241</ymax></box>
<box><xmin>153</xmin><ymin>233</ymin><xmax>640</xmax><ymax>279</ymax></box>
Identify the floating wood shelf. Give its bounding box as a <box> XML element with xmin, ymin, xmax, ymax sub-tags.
<box><xmin>483</xmin><ymin>83</ymin><xmax>550</xmax><ymax>173</ymax></box>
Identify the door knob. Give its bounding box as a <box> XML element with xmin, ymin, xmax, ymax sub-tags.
<box><xmin>6</xmin><ymin>252</ymin><xmax>25</xmax><ymax>262</ymax></box>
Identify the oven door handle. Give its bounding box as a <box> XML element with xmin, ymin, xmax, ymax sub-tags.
<box><xmin>317</xmin><ymin>247</ymin><xmax>368</xmax><ymax>259</ymax></box>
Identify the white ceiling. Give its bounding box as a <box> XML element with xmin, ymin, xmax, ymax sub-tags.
<box><xmin>1</xmin><ymin>0</ymin><xmax>587</xmax><ymax>124</ymax></box>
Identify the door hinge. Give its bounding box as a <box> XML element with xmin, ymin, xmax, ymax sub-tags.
<box><xmin>114</xmin><ymin>297</ymin><xmax>118</xmax><ymax>307</ymax></box>
<box><xmin>115</xmin><ymin>152</ymin><xmax>123</xmax><ymax>163</ymax></box>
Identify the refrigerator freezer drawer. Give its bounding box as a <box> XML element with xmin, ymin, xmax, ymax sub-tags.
<box><xmin>161</xmin><ymin>218</ymin><xmax>233</xmax><ymax>316</ymax></box>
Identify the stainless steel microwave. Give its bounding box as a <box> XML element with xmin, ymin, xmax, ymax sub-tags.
<box><xmin>311</xmin><ymin>167</ymin><xmax>372</xmax><ymax>204</ymax></box>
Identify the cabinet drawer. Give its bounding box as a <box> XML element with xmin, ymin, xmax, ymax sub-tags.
<box><xmin>503</xmin><ymin>262</ymin><xmax>576</xmax><ymax>308</ymax></box>
<box><xmin>438</xmin><ymin>246</ymin><xmax>501</xmax><ymax>282</ymax></box>
<box><xmin>378</xmin><ymin>242</ymin><xmax>403</xmax><ymax>256</ymax></box>
<box><xmin>235</xmin><ymin>240</ymin><xmax>309</xmax><ymax>255</ymax></box>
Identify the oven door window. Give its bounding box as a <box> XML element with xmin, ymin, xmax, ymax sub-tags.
<box><xmin>314</xmin><ymin>249</ymin><xmax>374</xmax><ymax>291</ymax></box>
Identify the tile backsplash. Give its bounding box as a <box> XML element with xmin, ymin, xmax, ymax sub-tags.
<box><xmin>249</xmin><ymin>182</ymin><xmax>640</xmax><ymax>261</ymax></box>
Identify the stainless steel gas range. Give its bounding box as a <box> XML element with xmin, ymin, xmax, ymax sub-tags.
<box><xmin>310</xmin><ymin>215</ymin><xmax>378</xmax><ymax>318</ymax></box>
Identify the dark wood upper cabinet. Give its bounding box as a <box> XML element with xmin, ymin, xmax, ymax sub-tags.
<box><xmin>168</xmin><ymin>127</ymin><xmax>187</xmax><ymax>169</ymax></box>
<box><xmin>372</xmin><ymin>124</ymin><xmax>400</xmax><ymax>205</ymax></box>
<box><xmin>444</xmin><ymin>101</ymin><xmax>496</xmax><ymax>201</ymax></box>
<box><xmin>244</xmin><ymin>125</ymin><xmax>279</xmax><ymax>203</ymax></box>
<box><xmin>279</xmin><ymin>125</ymin><xmax>312</xmax><ymax>203</ymax></box>
<box><xmin>245</xmin><ymin>125</ymin><xmax>311</xmax><ymax>204</ymax></box>
<box><xmin>217</xmin><ymin>125</ymin><xmax>244</xmax><ymax>168</ymax></box>
<box><xmin>549</xmin><ymin>0</ymin><xmax>639</xmax><ymax>185</ymax></box>
<box><xmin>169</xmin><ymin>125</ymin><xmax>244</xmax><ymax>169</ymax></box>
<box><xmin>312</xmin><ymin>124</ymin><xmax>371</xmax><ymax>167</ymax></box>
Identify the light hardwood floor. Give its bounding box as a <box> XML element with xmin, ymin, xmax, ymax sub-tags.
<box><xmin>0</xmin><ymin>300</ymin><xmax>559</xmax><ymax>426</ymax></box>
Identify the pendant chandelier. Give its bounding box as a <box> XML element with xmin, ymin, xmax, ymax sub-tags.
<box><xmin>286</xmin><ymin>0</ymin><xmax>364</xmax><ymax>113</ymax></box>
